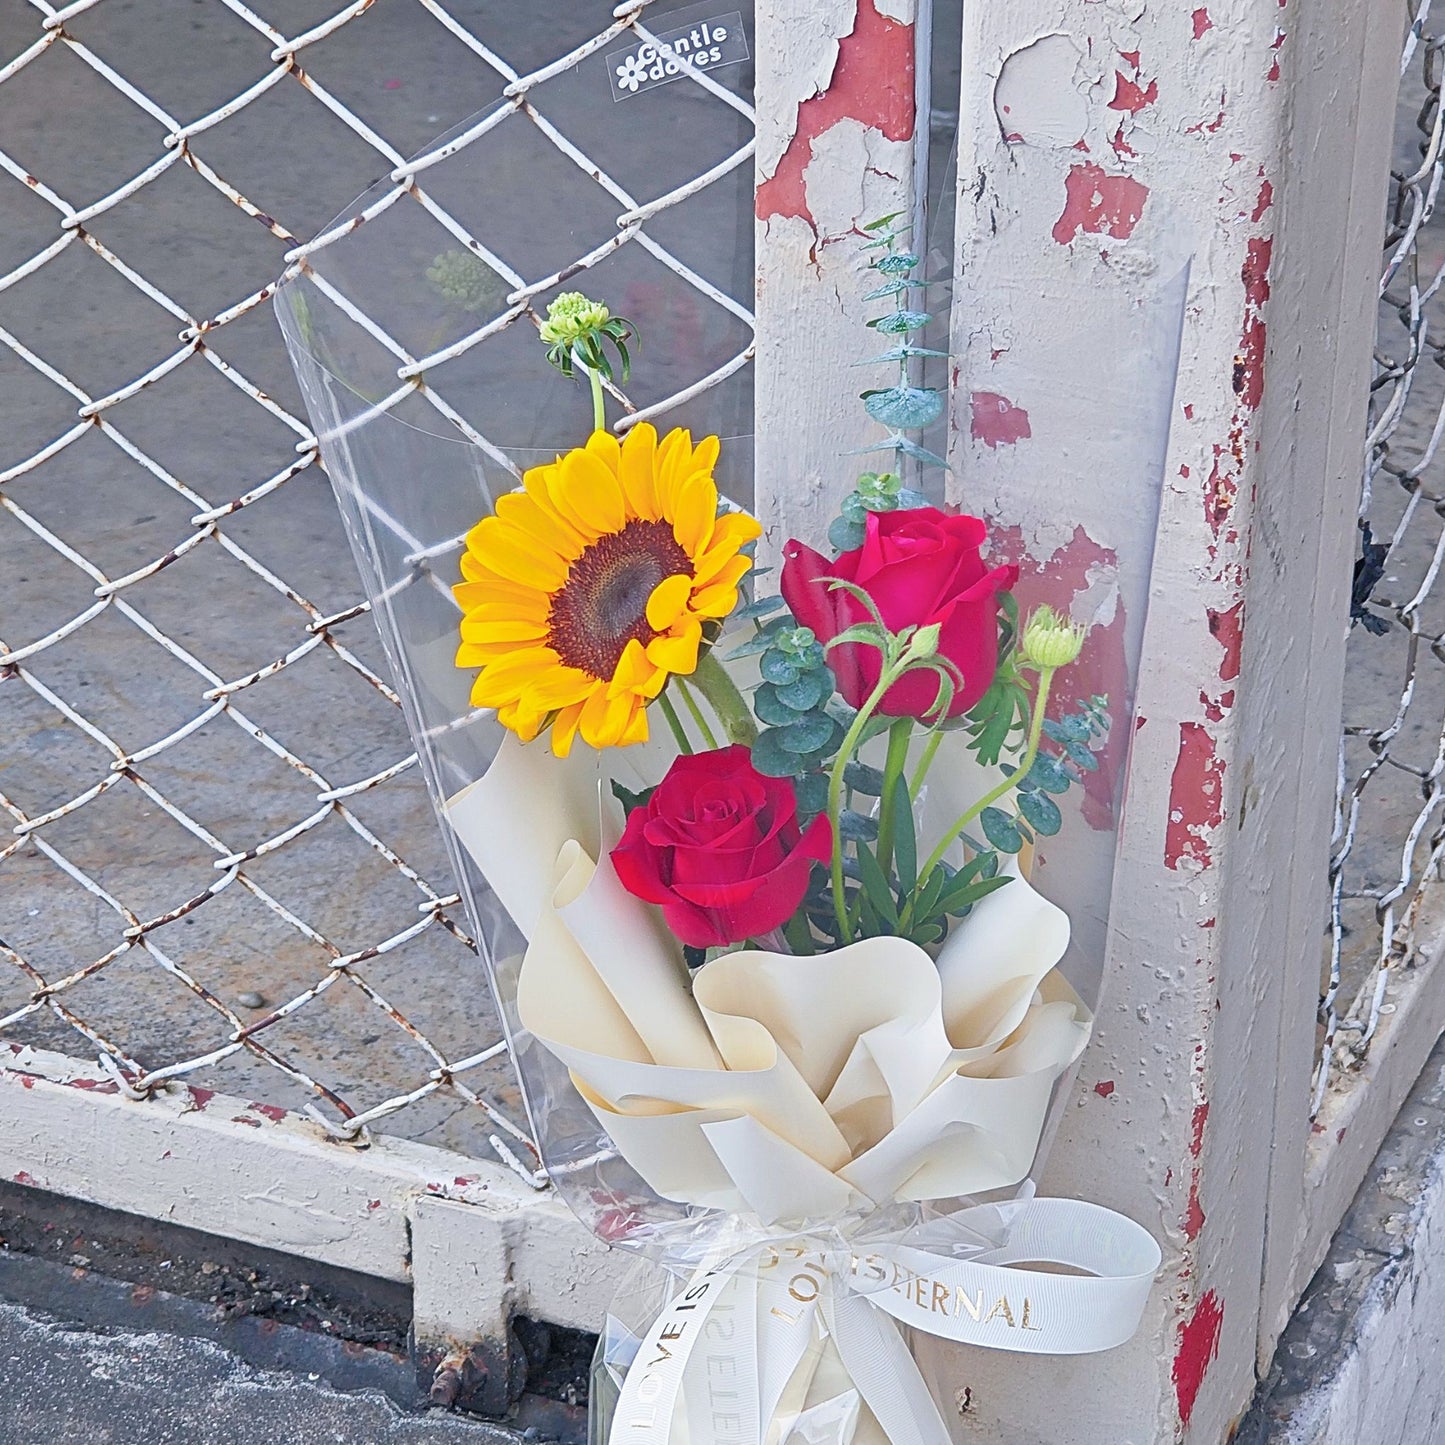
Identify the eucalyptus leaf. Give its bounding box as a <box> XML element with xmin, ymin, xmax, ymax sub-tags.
<box><xmin>869</xmin><ymin>310</ymin><xmax>933</xmax><ymax>334</ymax></box>
<box><xmin>862</xmin><ymin>385</ymin><xmax>945</xmax><ymax>430</ymax></box>
<box><xmin>751</xmin><ymin>728</ymin><xmax>800</xmax><ymax>778</ymax></box>
<box><xmin>876</xmin><ymin>252</ymin><xmax>921</xmax><ymax>273</ymax></box>
<box><xmin>759</xmin><ymin>651</ymin><xmax>800</xmax><ymax>686</ymax></box>
<box><xmin>828</xmin><ymin>516</ymin><xmax>866</xmax><ymax>552</ymax></box>
<box><xmin>723</xmin><ymin>632</ymin><xmax>777</xmax><ymax>660</ymax></box>
<box><xmin>896</xmin><ymin>489</ymin><xmax>930</xmax><ymax>509</ymax></box>
<box><xmin>854</xmin><ymin>346</ymin><xmax>952</xmax><ymax>365</ymax></box>
<box><xmin>734</xmin><ymin>594</ymin><xmax>788</xmax><ymax>622</ymax></box>
<box><xmin>753</xmin><ymin>683</ymin><xmax>800</xmax><ymax>728</ymax></box>
<box><xmin>1064</xmin><ymin>739</ymin><xmax>1100</xmax><ymax>772</ymax></box>
<box><xmin>844</xmin><ymin>760</ymin><xmax>886</xmax><ymax>795</ymax></box>
<box><xmin>1024</xmin><ymin>754</ymin><xmax>1073</xmax><ymax>795</ymax></box>
<box><xmin>839</xmin><ymin>810</ymin><xmax>880</xmax><ymax>842</ymax></box>
<box><xmin>1018</xmin><ymin>789</ymin><xmax>1063</xmax><ymax>836</ymax></box>
<box><xmin>980</xmin><ymin>806</ymin><xmax>1026</xmax><ymax>854</ymax></box>
<box><xmin>862</xmin><ymin>278</ymin><xmax>917</xmax><ymax>300</ymax></box>
<box><xmin>774</xmin><ymin>669</ymin><xmax>829</xmax><ymax>711</ymax></box>
<box><xmin>795</xmin><ymin>772</ymin><xmax>830</xmax><ymax>818</ymax></box>
<box><xmin>783</xmin><ymin>713</ymin><xmax>835</xmax><ymax>754</ymax></box>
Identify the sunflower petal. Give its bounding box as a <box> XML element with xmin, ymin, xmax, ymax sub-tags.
<box><xmin>471</xmin><ymin>519</ymin><xmax>571</xmax><ymax>590</ymax></box>
<box><xmin>671</xmin><ymin>474</ymin><xmax>717</xmax><ymax>556</ymax></box>
<box><xmin>469</xmin><ymin>648</ymin><xmax>558</xmax><ymax>704</ymax></box>
<box><xmin>552</xmin><ymin>449</ymin><xmax>627</xmax><ymax>535</ymax></box>
<box><xmin>618</xmin><ymin>423</ymin><xmax>661</xmax><ymax>520</ymax></box>
<box><xmin>609</xmin><ymin>637</ymin><xmax>665</xmax><ymax>700</ymax></box>
<box><xmin>690</xmin><ymin>557</ymin><xmax>753</xmax><ymax>615</ymax></box>
<box><xmin>647</xmin><ymin>623</ymin><xmax>702</xmax><ymax>675</ymax></box>
<box><xmin>495</xmin><ymin>491</ymin><xmax>586</xmax><ymax>561</ymax></box>
<box><xmin>655</xmin><ymin>428</ymin><xmax>693</xmax><ymax>515</ymax></box>
<box><xmin>619</xmin><ymin>704</ymin><xmax>651</xmax><ymax>746</ymax></box>
<box><xmin>525</xmin><ymin>666</ymin><xmax>601</xmax><ymax>708</ymax></box>
<box><xmin>645</xmin><ymin>573</ymin><xmax>694</xmax><ymax>632</ymax></box>
<box><xmin>586</xmin><ymin>428</ymin><xmax>623</xmax><ymax>476</ymax></box>
<box><xmin>459</xmin><ymin>617</ymin><xmax>549</xmax><ymax>644</ymax></box>
<box><xmin>551</xmin><ymin>701</ymin><xmax>585</xmax><ymax>757</ymax></box>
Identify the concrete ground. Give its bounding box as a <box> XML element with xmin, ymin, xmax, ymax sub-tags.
<box><xmin>0</xmin><ymin>1295</ymin><xmax>513</xmax><ymax>1445</ymax></box>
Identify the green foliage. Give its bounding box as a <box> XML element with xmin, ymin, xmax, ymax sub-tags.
<box><xmin>426</xmin><ymin>249</ymin><xmax>510</xmax><ymax>315</ymax></box>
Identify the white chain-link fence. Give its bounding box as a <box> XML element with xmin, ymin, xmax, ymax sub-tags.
<box><xmin>0</xmin><ymin>0</ymin><xmax>754</xmax><ymax>1175</ymax></box>
<box><xmin>1321</xmin><ymin>0</ymin><xmax>1445</xmax><ymax>1114</ymax></box>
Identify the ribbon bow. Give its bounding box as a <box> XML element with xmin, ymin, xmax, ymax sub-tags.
<box><xmin>607</xmin><ymin>1197</ymin><xmax>1161</xmax><ymax>1445</ymax></box>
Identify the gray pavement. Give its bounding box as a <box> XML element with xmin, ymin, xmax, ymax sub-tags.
<box><xmin>0</xmin><ymin>1294</ymin><xmax>514</xmax><ymax>1445</ymax></box>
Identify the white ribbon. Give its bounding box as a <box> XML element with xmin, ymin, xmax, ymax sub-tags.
<box><xmin>607</xmin><ymin>1198</ymin><xmax>1161</xmax><ymax>1445</ymax></box>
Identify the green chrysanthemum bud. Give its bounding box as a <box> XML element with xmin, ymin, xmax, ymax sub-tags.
<box><xmin>539</xmin><ymin>291</ymin><xmax>611</xmax><ymax>345</ymax></box>
<box><xmin>426</xmin><ymin>250</ymin><xmax>506</xmax><ymax>314</ymax></box>
<box><xmin>1022</xmin><ymin>606</ymin><xmax>1087</xmax><ymax>669</ymax></box>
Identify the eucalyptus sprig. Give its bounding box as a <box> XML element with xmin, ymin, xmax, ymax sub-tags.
<box><xmin>848</xmin><ymin>212</ymin><xmax>950</xmax><ymax>481</ymax></box>
<box><xmin>538</xmin><ymin>291</ymin><xmax>636</xmax><ymax>432</ymax></box>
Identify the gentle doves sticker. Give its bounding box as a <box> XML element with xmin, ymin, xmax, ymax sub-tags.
<box><xmin>606</xmin><ymin>11</ymin><xmax>749</xmax><ymax>101</ymax></box>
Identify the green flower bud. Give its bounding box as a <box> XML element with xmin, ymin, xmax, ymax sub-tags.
<box><xmin>426</xmin><ymin>250</ymin><xmax>506</xmax><ymax>314</ymax></box>
<box><xmin>539</xmin><ymin>291</ymin><xmax>611</xmax><ymax>345</ymax></box>
<box><xmin>1022</xmin><ymin>606</ymin><xmax>1087</xmax><ymax>669</ymax></box>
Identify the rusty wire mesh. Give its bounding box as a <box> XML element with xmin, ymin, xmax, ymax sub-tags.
<box><xmin>0</xmin><ymin>0</ymin><xmax>754</xmax><ymax>1172</ymax></box>
<box><xmin>1319</xmin><ymin>0</ymin><xmax>1445</xmax><ymax>1114</ymax></box>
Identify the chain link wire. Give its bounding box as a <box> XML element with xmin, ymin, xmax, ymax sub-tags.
<box><xmin>0</xmin><ymin>0</ymin><xmax>754</xmax><ymax>1173</ymax></box>
<box><xmin>1320</xmin><ymin>0</ymin><xmax>1445</xmax><ymax>1114</ymax></box>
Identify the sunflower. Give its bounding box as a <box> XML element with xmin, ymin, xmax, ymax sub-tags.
<box><xmin>454</xmin><ymin>424</ymin><xmax>760</xmax><ymax>757</ymax></box>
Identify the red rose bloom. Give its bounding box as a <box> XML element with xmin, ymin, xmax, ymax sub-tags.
<box><xmin>781</xmin><ymin>508</ymin><xmax>1017</xmax><ymax>720</ymax></box>
<box><xmin>611</xmin><ymin>745</ymin><xmax>830</xmax><ymax>950</ymax></box>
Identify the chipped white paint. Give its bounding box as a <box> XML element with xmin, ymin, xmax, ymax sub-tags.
<box><xmin>0</xmin><ymin>1045</ymin><xmax>617</xmax><ymax>1338</ymax></box>
<box><xmin>756</xmin><ymin>0</ymin><xmax>1405</xmax><ymax>1441</ymax></box>
<box><xmin>753</xmin><ymin>0</ymin><xmax>921</xmax><ymax>565</ymax></box>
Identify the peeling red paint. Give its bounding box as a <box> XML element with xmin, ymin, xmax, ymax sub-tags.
<box><xmin>454</xmin><ymin>1176</ymin><xmax>475</xmax><ymax>1187</ymax></box>
<box><xmin>250</xmin><ymin>1102</ymin><xmax>286</xmax><ymax>1123</ymax></box>
<box><xmin>1186</xmin><ymin>95</ymin><xmax>1227</xmax><ymax>136</ymax></box>
<box><xmin>970</xmin><ymin>392</ymin><xmax>1032</xmax><ymax>448</ymax></box>
<box><xmin>1108</xmin><ymin>71</ymin><xmax>1158</xmax><ymax>114</ymax></box>
<box><xmin>1207</xmin><ymin>602</ymin><xmax>1244</xmax><ymax>680</ymax></box>
<box><xmin>1094</xmin><ymin>1080</ymin><xmax>1116</xmax><ymax>1098</ymax></box>
<box><xmin>231</xmin><ymin>1114</ymin><xmax>262</xmax><ymax>1128</ymax></box>
<box><xmin>1235</xmin><ymin>237</ymin><xmax>1273</xmax><ymax>411</ymax></box>
<box><xmin>1183</xmin><ymin>1170</ymin><xmax>1205</xmax><ymax>1239</ymax></box>
<box><xmin>1190</xmin><ymin>1101</ymin><xmax>1210</xmax><ymax>1156</ymax></box>
<box><xmin>1118</xmin><ymin>48</ymin><xmax>1141</xmax><ymax>69</ymax></box>
<box><xmin>1191</xmin><ymin>7</ymin><xmax>1213</xmax><ymax>38</ymax></box>
<box><xmin>1052</xmin><ymin>163</ymin><xmax>1149</xmax><ymax>245</ymax></box>
<box><xmin>13</xmin><ymin>1171</ymin><xmax>36</xmax><ymax>1186</ymax></box>
<box><xmin>368</xmin><ymin>1199</ymin><xmax>382</xmax><ymax>1211</ymax></box>
<box><xmin>19</xmin><ymin>1075</ymin><xmax>33</xmax><ymax>1089</ymax></box>
<box><xmin>70</xmin><ymin>1078</ymin><xmax>119</xmax><ymax>1094</ymax></box>
<box><xmin>755</xmin><ymin>0</ymin><xmax>915</xmax><ymax>227</ymax></box>
<box><xmin>1267</xmin><ymin>56</ymin><xmax>1281</xmax><ymax>82</ymax></box>
<box><xmin>1174</xmin><ymin>1292</ymin><xmax>1224</xmax><ymax>1428</ymax></box>
<box><xmin>188</xmin><ymin>1085</ymin><xmax>215</xmax><ymax>1111</ymax></box>
<box><xmin>1251</xmin><ymin>178</ymin><xmax>1274</xmax><ymax>221</ymax></box>
<box><xmin>1166</xmin><ymin>723</ymin><xmax>1225</xmax><ymax>870</ymax></box>
<box><xmin>1110</xmin><ymin>124</ymin><xmax>1137</xmax><ymax>161</ymax></box>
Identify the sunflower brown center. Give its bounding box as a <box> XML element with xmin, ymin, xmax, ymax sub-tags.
<box><xmin>547</xmin><ymin>519</ymin><xmax>693</xmax><ymax>679</ymax></box>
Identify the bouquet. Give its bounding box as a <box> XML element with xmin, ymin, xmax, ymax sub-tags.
<box><xmin>425</xmin><ymin>219</ymin><xmax>1162</xmax><ymax>1443</ymax></box>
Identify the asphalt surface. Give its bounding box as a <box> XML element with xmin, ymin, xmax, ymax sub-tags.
<box><xmin>0</xmin><ymin>1293</ymin><xmax>514</xmax><ymax>1445</ymax></box>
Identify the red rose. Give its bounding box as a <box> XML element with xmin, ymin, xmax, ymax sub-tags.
<box><xmin>611</xmin><ymin>745</ymin><xmax>830</xmax><ymax>949</ymax></box>
<box><xmin>781</xmin><ymin>508</ymin><xmax>1017</xmax><ymax>720</ymax></box>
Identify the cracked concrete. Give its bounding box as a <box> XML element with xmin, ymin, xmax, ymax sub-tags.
<box><xmin>1240</xmin><ymin>1036</ymin><xmax>1445</xmax><ymax>1443</ymax></box>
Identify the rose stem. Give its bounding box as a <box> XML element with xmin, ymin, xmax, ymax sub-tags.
<box><xmin>909</xmin><ymin>729</ymin><xmax>945</xmax><ymax>803</ymax></box>
<box><xmin>656</xmin><ymin>690</ymin><xmax>694</xmax><ymax>754</ymax></box>
<box><xmin>914</xmin><ymin>665</ymin><xmax>1057</xmax><ymax>892</ymax></box>
<box><xmin>676</xmin><ymin>677</ymin><xmax>721</xmax><ymax>750</ymax></box>
<box><xmin>826</xmin><ymin>670</ymin><xmax>897</xmax><ymax>945</ymax></box>
<box><xmin>874</xmin><ymin>717</ymin><xmax>912</xmax><ymax>877</ymax></box>
<box><xmin>691</xmin><ymin>650</ymin><xmax>758</xmax><ymax>746</ymax></box>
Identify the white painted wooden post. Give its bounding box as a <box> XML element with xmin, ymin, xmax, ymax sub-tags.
<box><xmin>753</xmin><ymin>0</ymin><xmax>922</xmax><ymax>561</ymax></box>
<box><xmin>931</xmin><ymin>4</ymin><xmax>1403</xmax><ymax>1444</ymax></box>
<box><xmin>754</xmin><ymin>0</ymin><xmax>1404</xmax><ymax>1441</ymax></box>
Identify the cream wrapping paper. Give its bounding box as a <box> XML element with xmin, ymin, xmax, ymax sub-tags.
<box><xmin>444</xmin><ymin>733</ymin><xmax>1159</xmax><ymax>1445</ymax></box>
<box><xmin>445</xmin><ymin>733</ymin><xmax>1091</xmax><ymax>1224</ymax></box>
